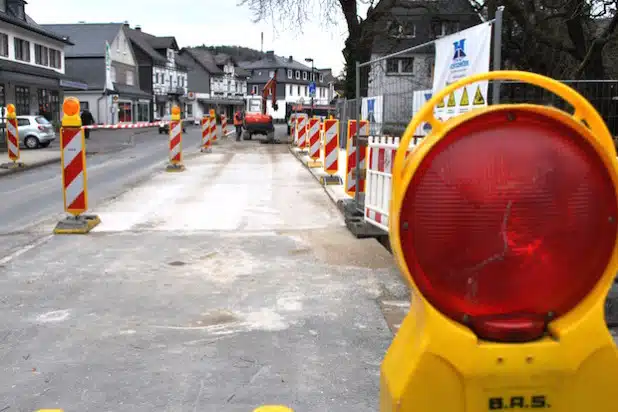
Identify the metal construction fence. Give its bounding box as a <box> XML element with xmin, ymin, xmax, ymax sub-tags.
<box><xmin>336</xmin><ymin>73</ymin><xmax>618</xmax><ymax>140</ymax></box>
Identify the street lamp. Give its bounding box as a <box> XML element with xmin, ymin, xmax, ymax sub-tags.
<box><xmin>305</xmin><ymin>57</ymin><xmax>315</xmax><ymax>117</ymax></box>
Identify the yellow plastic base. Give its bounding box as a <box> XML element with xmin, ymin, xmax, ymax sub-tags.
<box><xmin>53</xmin><ymin>214</ymin><xmax>100</xmax><ymax>234</ymax></box>
<box><xmin>166</xmin><ymin>163</ymin><xmax>185</xmax><ymax>172</ymax></box>
<box><xmin>307</xmin><ymin>160</ymin><xmax>322</xmax><ymax>168</ymax></box>
<box><xmin>380</xmin><ymin>291</ymin><xmax>618</xmax><ymax>412</ymax></box>
<box><xmin>253</xmin><ymin>407</ymin><xmax>293</xmax><ymax>412</ymax></box>
<box><xmin>320</xmin><ymin>175</ymin><xmax>342</xmax><ymax>185</ymax></box>
<box><xmin>0</xmin><ymin>161</ymin><xmax>25</xmax><ymax>170</ymax></box>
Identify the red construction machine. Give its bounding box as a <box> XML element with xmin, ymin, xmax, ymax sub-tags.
<box><xmin>243</xmin><ymin>72</ymin><xmax>278</xmax><ymax>141</ymax></box>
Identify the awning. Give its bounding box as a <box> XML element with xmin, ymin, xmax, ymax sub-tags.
<box><xmin>114</xmin><ymin>83</ymin><xmax>151</xmax><ymax>99</ymax></box>
<box><xmin>0</xmin><ymin>70</ymin><xmax>58</xmax><ymax>88</ymax></box>
<box><xmin>0</xmin><ymin>59</ymin><xmax>88</xmax><ymax>90</ymax></box>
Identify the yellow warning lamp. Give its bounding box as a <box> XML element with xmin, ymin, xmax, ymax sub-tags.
<box><xmin>62</xmin><ymin>97</ymin><xmax>81</xmax><ymax>127</ymax></box>
<box><xmin>6</xmin><ymin>103</ymin><xmax>15</xmax><ymax>120</ymax></box>
<box><xmin>382</xmin><ymin>71</ymin><xmax>618</xmax><ymax>412</ymax></box>
<box><xmin>171</xmin><ymin>105</ymin><xmax>181</xmax><ymax>121</ymax></box>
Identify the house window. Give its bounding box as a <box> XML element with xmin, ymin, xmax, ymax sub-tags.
<box><xmin>297</xmin><ymin>85</ymin><xmax>300</xmax><ymax>95</ymax></box>
<box><xmin>15</xmin><ymin>86</ymin><xmax>30</xmax><ymax>115</ymax></box>
<box><xmin>304</xmin><ymin>86</ymin><xmax>308</xmax><ymax>95</ymax></box>
<box><xmin>49</xmin><ymin>49</ymin><xmax>61</xmax><ymax>69</ymax></box>
<box><xmin>400</xmin><ymin>57</ymin><xmax>414</xmax><ymax>74</ymax></box>
<box><xmin>80</xmin><ymin>101</ymin><xmax>89</xmax><ymax>111</ymax></box>
<box><xmin>386</xmin><ymin>57</ymin><xmax>414</xmax><ymax>74</ymax></box>
<box><xmin>186</xmin><ymin>103</ymin><xmax>193</xmax><ymax>116</ymax></box>
<box><xmin>0</xmin><ymin>33</ymin><xmax>7</xmax><ymax>57</ymax></box>
<box><xmin>288</xmin><ymin>84</ymin><xmax>293</xmax><ymax>96</ymax></box>
<box><xmin>126</xmin><ymin>71</ymin><xmax>134</xmax><ymax>86</ymax></box>
<box><xmin>302</xmin><ymin>71</ymin><xmax>307</xmax><ymax>80</ymax></box>
<box><xmin>14</xmin><ymin>38</ymin><xmax>30</xmax><ymax>62</ymax></box>
<box><xmin>295</xmin><ymin>70</ymin><xmax>300</xmax><ymax>79</ymax></box>
<box><xmin>388</xmin><ymin>22</ymin><xmax>416</xmax><ymax>39</ymax></box>
<box><xmin>110</xmin><ymin>66</ymin><xmax>116</xmax><ymax>82</ymax></box>
<box><xmin>269</xmin><ymin>70</ymin><xmax>275</xmax><ymax>79</ymax></box>
<box><xmin>35</xmin><ymin>44</ymin><xmax>49</xmax><ymax>66</ymax></box>
<box><xmin>435</xmin><ymin>21</ymin><xmax>460</xmax><ymax>37</ymax></box>
<box><xmin>287</xmin><ymin>69</ymin><xmax>293</xmax><ymax>79</ymax></box>
<box><xmin>251</xmin><ymin>85</ymin><xmax>258</xmax><ymax>94</ymax></box>
<box><xmin>319</xmin><ymin>74</ymin><xmax>323</xmax><ymax>82</ymax></box>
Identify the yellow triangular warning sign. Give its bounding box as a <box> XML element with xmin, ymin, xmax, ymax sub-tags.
<box><xmin>473</xmin><ymin>86</ymin><xmax>485</xmax><ymax>105</ymax></box>
<box><xmin>437</xmin><ymin>98</ymin><xmax>445</xmax><ymax>108</ymax></box>
<box><xmin>459</xmin><ymin>87</ymin><xmax>469</xmax><ymax>106</ymax></box>
<box><xmin>447</xmin><ymin>93</ymin><xmax>456</xmax><ymax>107</ymax></box>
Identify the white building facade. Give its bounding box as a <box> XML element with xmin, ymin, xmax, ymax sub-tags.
<box><xmin>152</xmin><ymin>47</ymin><xmax>188</xmax><ymax>119</ymax></box>
<box><xmin>0</xmin><ymin>0</ymin><xmax>82</xmax><ymax>122</ymax></box>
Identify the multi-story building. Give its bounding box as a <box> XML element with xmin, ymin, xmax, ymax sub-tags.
<box><xmin>124</xmin><ymin>25</ymin><xmax>188</xmax><ymax>120</ymax></box>
<box><xmin>239</xmin><ymin>51</ymin><xmax>333</xmax><ymax>121</ymax></box>
<box><xmin>179</xmin><ymin>47</ymin><xmax>248</xmax><ymax>120</ymax></box>
<box><xmin>367</xmin><ymin>0</ymin><xmax>480</xmax><ymax>128</ymax></box>
<box><xmin>43</xmin><ymin>22</ymin><xmax>151</xmax><ymax>125</ymax></box>
<box><xmin>0</xmin><ymin>0</ymin><xmax>86</xmax><ymax>122</ymax></box>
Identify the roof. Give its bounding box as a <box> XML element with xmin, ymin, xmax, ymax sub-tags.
<box><xmin>42</xmin><ymin>23</ymin><xmax>122</xmax><ymax>57</ymax></box>
<box><xmin>145</xmin><ymin>35</ymin><xmax>177</xmax><ymax>50</ymax></box>
<box><xmin>124</xmin><ymin>27</ymin><xmax>167</xmax><ymax>64</ymax></box>
<box><xmin>239</xmin><ymin>52</ymin><xmax>311</xmax><ymax>71</ymax></box>
<box><xmin>0</xmin><ymin>12</ymin><xmax>73</xmax><ymax>45</ymax></box>
<box><xmin>182</xmin><ymin>47</ymin><xmax>223</xmax><ymax>74</ymax></box>
<box><xmin>64</xmin><ymin>57</ymin><xmax>105</xmax><ymax>89</ymax></box>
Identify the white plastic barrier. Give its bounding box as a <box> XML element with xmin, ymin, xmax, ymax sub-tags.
<box><xmin>365</xmin><ymin>136</ymin><xmax>419</xmax><ymax>232</ymax></box>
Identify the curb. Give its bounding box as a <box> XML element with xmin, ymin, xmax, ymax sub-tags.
<box><xmin>0</xmin><ymin>156</ymin><xmax>60</xmax><ymax>177</ymax></box>
<box><xmin>287</xmin><ymin>143</ymin><xmax>349</xmax><ymax>211</ymax></box>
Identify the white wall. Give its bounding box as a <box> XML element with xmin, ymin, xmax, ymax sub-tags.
<box><xmin>284</xmin><ymin>83</ymin><xmax>330</xmax><ymax>105</ymax></box>
<box><xmin>0</xmin><ymin>20</ymin><xmax>66</xmax><ymax>74</ymax></box>
<box><xmin>111</xmin><ymin>28</ymin><xmax>135</xmax><ymax>66</ymax></box>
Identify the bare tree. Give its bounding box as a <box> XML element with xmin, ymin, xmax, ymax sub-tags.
<box><xmin>473</xmin><ymin>0</ymin><xmax>618</xmax><ymax>79</ymax></box>
<box><xmin>239</xmin><ymin>0</ymin><xmax>434</xmax><ymax>97</ymax></box>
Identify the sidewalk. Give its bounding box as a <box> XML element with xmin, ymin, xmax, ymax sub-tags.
<box><xmin>0</xmin><ymin>148</ymin><xmax>60</xmax><ymax>176</ymax></box>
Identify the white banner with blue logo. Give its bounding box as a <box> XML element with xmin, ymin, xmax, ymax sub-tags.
<box><xmin>432</xmin><ymin>22</ymin><xmax>492</xmax><ymax>121</ymax></box>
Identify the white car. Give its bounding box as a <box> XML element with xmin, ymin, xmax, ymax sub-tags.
<box><xmin>0</xmin><ymin>115</ymin><xmax>56</xmax><ymax>149</ymax></box>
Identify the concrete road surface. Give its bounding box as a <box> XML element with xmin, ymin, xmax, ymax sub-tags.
<box><xmin>0</xmin><ymin>125</ymin><xmax>409</xmax><ymax>411</ymax></box>
<box><xmin>0</xmin><ymin>126</ymin><xmax>203</xmax><ymax>237</ymax></box>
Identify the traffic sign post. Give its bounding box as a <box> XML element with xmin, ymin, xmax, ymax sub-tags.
<box><xmin>382</xmin><ymin>71</ymin><xmax>618</xmax><ymax>411</ymax></box>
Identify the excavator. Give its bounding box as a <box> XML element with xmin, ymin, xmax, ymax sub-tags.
<box><xmin>243</xmin><ymin>72</ymin><xmax>278</xmax><ymax>143</ymax></box>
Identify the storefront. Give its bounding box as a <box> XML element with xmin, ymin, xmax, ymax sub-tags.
<box><xmin>197</xmin><ymin>97</ymin><xmax>245</xmax><ymax>120</ymax></box>
<box><xmin>0</xmin><ymin>61</ymin><xmax>87</xmax><ymax>122</ymax></box>
<box><xmin>113</xmin><ymin>84</ymin><xmax>152</xmax><ymax>123</ymax></box>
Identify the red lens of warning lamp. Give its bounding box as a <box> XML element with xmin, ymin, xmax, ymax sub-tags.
<box><xmin>398</xmin><ymin>108</ymin><xmax>618</xmax><ymax>342</ymax></box>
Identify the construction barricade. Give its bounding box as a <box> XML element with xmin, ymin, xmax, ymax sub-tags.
<box><xmin>364</xmin><ymin>136</ymin><xmax>420</xmax><ymax>232</ymax></box>
<box><xmin>320</xmin><ymin>118</ymin><xmax>342</xmax><ymax>185</ymax></box>
<box><xmin>344</xmin><ymin>120</ymin><xmax>369</xmax><ymax>197</ymax></box>
<box><xmin>294</xmin><ymin>114</ymin><xmax>308</xmax><ymax>150</ymax></box>
<box><xmin>201</xmin><ymin>115</ymin><xmax>212</xmax><ymax>153</ymax></box>
<box><xmin>166</xmin><ymin>105</ymin><xmax>185</xmax><ymax>172</ymax></box>
<box><xmin>0</xmin><ymin>103</ymin><xmax>25</xmax><ymax>170</ymax></box>
<box><xmin>209</xmin><ymin>114</ymin><xmax>217</xmax><ymax>143</ymax></box>
<box><xmin>306</xmin><ymin>118</ymin><xmax>321</xmax><ymax>168</ymax></box>
<box><xmin>53</xmin><ymin>97</ymin><xmax>101</xmax><ymax>234</ymax></box>
<box><xmin>221</xmin><ymin>114</ymin><xmax>228</xmax><ymax>136</ymax></box>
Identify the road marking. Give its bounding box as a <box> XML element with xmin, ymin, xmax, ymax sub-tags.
<box><xmin>0</xmin><ymin>234</ymin><xmax>53</xmax><ymax>265</ymax></box>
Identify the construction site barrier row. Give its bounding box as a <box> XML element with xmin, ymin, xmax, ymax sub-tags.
<box><xmin>290</xmin><ymin>115</ymin><xmax>426</xmax><ymax>234</ymax></box>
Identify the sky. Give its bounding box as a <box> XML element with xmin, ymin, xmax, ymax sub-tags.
<box><xmin>24</xmin><ymin>0</ymin><xmax>358</xmax><ymax>75</ymax></box>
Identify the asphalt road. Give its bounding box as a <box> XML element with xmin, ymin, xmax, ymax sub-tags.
<box><xmin>0</xmin><ymin>125</ymin><xmax>406</xmax><ymax>411</ymax></box>
<box><xmin>0</xmin><ymin>125</ymin><xmax>204</xmax><ymax>237</ymax></box>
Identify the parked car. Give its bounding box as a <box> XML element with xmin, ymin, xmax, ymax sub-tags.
<box><xmin>158</xmin><ymin>115</ymin><xmax>186</xmax><ymax>134</ymax></box>
<box><xmin>0</xmin><ymin>115</ymin><xmax>56</xmax><ymax>149</ymax></box>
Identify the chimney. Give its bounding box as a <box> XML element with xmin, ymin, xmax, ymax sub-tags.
<box><xmin>135</xmin><ymin>25</ymin><xmax>141</xmax><ymax>31</ymax></box>
<box><xmin>288</xmin><ymin>55</ymin><xmax>293</xmax><ymax>63</ymax></box>
<box><xmin>266</xmin><ymin>50</ymin><xmax>275</xmax><ymax>61</ymax></box>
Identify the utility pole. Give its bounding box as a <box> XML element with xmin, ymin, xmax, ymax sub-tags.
<box><xmin>305</xmin><ymin>57</ymin><xmax>315</xmax><ymax>117</ymax></box>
